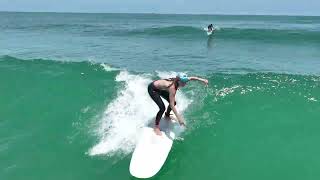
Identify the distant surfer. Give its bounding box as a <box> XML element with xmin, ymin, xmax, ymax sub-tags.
<box><xmin>148</xmin><ymin>74</ymin><xmax>208</xmax><ymax>136</ymax></box>
<box><xmin>208</xmin><ymin>24</ymin><xmax>214</xmax><ymax>32</ymax></box>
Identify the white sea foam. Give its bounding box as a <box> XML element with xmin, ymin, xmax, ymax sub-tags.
<box><xmin>100</xmin><ymin>63</ymin><xmax>119</xmax><ymax>72</ymax></box>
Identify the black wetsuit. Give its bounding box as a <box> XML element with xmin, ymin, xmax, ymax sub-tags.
<box><xmin>148</xmin><ymin>80</ymin><xmax>178</xmax><ymax>125</ymax></box>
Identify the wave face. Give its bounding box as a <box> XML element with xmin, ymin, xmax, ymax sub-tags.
<box><xmin>1</xmin><ymin>56</ymin><xmax>320</xmax><ymax>180</ymax></box>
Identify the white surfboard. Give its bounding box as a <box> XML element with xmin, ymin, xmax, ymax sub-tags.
<box><xmin>129</xmin><ymin>116</ymin><xmax>179</xmax><ymax>178</ymax></box>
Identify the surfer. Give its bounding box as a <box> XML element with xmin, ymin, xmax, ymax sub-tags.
<box><xmin>148</xmin><ymin>74</ymin><xmax>208</xmax><ymax>135</ymax></box>
<box><xmin>208</xmin><ymin>24</ymin><xmax>214</xmax><ymax>31</ymax></box>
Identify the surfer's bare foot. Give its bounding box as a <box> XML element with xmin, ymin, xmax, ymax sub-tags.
<box><xmin>154</xmin><ymin>126</ymin><xmax>162</xmax><ymax>136</ymax></box>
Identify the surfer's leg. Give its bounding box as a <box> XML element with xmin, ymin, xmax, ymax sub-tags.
<box><xmin>148</xmin><ymin>85</ymin><xmax>166</xmax><ymax>130</ymax></box>
<box><xmin>160</xmin><ymin>91</ymin><xmax>176</xmax><ymax>117</ymax></box>
<box><xmin>165</xmin><ymin>102</ymin><xmax>176</xmax><ymax>117</ymax></box>
<box><xmin>152</xmin><ymin>95</ymin><xmax>165</xmax><ymax>135</ymax></box>
<box><xmin>148</xmin><ymin>88</ymin><xmax>164</xmax><ymax>136</ymax></box>
<box><xmin>155</xmin><ymin>99</ymin><xmax>166</xmax><ymax>125</ymax></box>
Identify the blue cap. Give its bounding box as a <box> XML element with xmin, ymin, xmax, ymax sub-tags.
<box><xmin>178</xmin><ymin>73</ymin><xmax>189</xmax><ymax>83</ymax></box>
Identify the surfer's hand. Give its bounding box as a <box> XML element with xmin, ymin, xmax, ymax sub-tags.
<box><xmin>179</xmin><ymin>121</ymin><xmax>186</xmax><ymax>127</ymax></box>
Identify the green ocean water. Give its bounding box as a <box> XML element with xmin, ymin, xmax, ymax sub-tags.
<box><xmin>1</xmin><ymin>12</ymin><xmax>320</xmax><ymax>180</ymax></box>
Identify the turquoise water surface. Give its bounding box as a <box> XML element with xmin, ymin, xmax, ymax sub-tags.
<box><xmin>1</xmin><ymin>12</ymin><xmax>320</xmax><ymax>180</ymax></box>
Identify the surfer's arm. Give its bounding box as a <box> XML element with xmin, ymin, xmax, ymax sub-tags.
<box><xmin>189</xmin><ymin>76</ymin><xmax>209</xmax><ymax>86</ymax></box>
<box><xmin>169</xmin><ymin>91</ymin><xmax>184</xmax><ymax>125</ymax></box>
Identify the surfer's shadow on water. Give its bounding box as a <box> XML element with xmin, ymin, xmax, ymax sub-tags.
<box><xmin>206</xmin><ymin>35</ymin><xmax>215</xmax><ymax>50</ymax></box>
